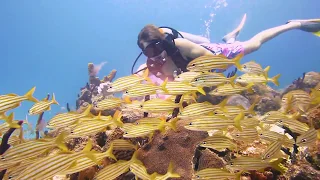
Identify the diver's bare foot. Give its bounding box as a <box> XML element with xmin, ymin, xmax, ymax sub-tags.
<box><xmin>222</xmin><ymin>13</ymin><xmax>247</xmax><ymax>43</ymax></box>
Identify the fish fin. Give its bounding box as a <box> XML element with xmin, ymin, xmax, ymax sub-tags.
<box><xmin>55</xmin><ymin>131</ymin><xmax>69</xmax><ymax>152</ymax></box>
<box><xmin>197</xmin><ymin>87</ymin><xmax>206</xmax><ymax>95</ymax></box>
<box><xmin>6</xmin><ymin>113</ymin><xmax>21</xmax><ymax>129</ymax></box>
<box><xmin>7</xmin><ymin>93</ymin><xmax>18</xmax><ymax>96</ymax></box>
<box><xmin>269</xmin><ymin>158</ymin><xmax>288</xmax><ymax>174</ymax></box>
<box><xmin>112</xmin><ymin>110</ymin><xmax>124</xmax><ymax>127</ymax></box>
<box><xmin>46</xmin><ymin>105</ymin><xmax>51</xmax><ymax>111</ymax></box>
<box><xmin>246</xmin><ymin>83</ymin><xmax>255</xmax><ymax>93</ymax></box>
<box><xmin>161</xmin><ymin>77</ymin><xmax>169</xmax><ymax>93</ymax></box>
<box><xmin>234</xmin><ymin>112</ymin><xmax>244</xmax><ymax>131</ymax></box>
<box><xmin>263</xmin><ymin>66</ymin><xmax>271</xmax><ymax>79</ymax></box>
<box><xmin>167</xmin><ymin>161</ymin><xmax>180</xmax><ymax>178</ymax></box>
<box><xmin>208</xmin><ymin>112</ymin><xmax>214</xmax><ymax>116</ymax></box>
<box><xmin>105</xmin><ymin>143</ymin><xmax>117</xmax><ymax>160</ymax></box>
<box><xmin>235</xmin><ymin>171</ymin><xmax>242</xmax><ymax>180</ymax></box>
<box><xmin>68</xmin><ymin>160</ymin><xmax>78</xmax><ymax>169</ymax></box>
<box><xmin>24</xmin><ymin>87</ymin><xmax>39</xmax><ymax>103</ymax></box>
<box><xmin>233</xmin><ymin>53</ymin><xmax>244</xmax><ymax>70</ymax></box>
<box><xmin>271</xmin><ymin>74</ymin><xmax>281</xmax><ymax>86</ymax></box>
<box><xmin>82</xmin><ymin>104</ymin><xmax>92</xmax><ymax>116</ymax></box>
<box><xmin>312</xmin><ymin>31</ymin><xmax>320</xmax><ymax>37</ymax></box>
<box><xmin>168</xmin><ymin>118</ymin><xmax>178</xmax><ymax>131</ymax></box>
<box><xmin>218</xmin><ymin>97</ymin><xmax>229</xmax><ymax>107</ymax></box>
<box><xmin>229</xmin><ymin>75</ymin><xmax>237</xmax><ymax>88</ymax></box>
<box><xmin>0</xmin><ymin>112</ymin><xmax>7</xmax><ymax>120</ymax></box>
<box><xmin>247</xmin><ymin>101</ymin><xmax>256</xmax><ymax>116</ymax></box>
<box><xmin>51</xmin><ymin>93</ymin><xmax>59</xmax><ymax>105</ymax></box>
<box><xmin>124</xmin><ymin>96</ymin><xmax>132</xmax><ymax>103</ymax></box>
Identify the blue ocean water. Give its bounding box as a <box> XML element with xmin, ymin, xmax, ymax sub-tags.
<box><xmin>0</xmin><ymin>0</ymin><xmax>319</xmax><ymax>137</ymax></box>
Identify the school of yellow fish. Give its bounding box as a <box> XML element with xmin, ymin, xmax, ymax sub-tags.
<box><xmin>0</xmin><ymin>54</ymin><xmax>320</xmax><ymax>180</ymax></box>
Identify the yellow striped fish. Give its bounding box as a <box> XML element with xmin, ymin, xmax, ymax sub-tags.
<box><xmin>159</xmin><ymin>81</ymin><xmax>206</xmax><ymax>96</ymax></box>
<box><xmin>46</xmin><ymin>104</ymin><xmax>93</xmax><ymax>129</ymax></box>
<box><xmin>275</xmin><ymin>118</ymin><xmax>309</xmax><ymax>135</ymax></box>
<box><xmin>240</xmin><ymin>61</ymin><xmax>270</xmax><ymax>79</ymax></box>
<box><xmin>227</xmin><ymin>156</ymin><xmax>287</xmax><ymax>173</ymax></box>
<box><xmin>190</xmin><ymin>72</ymin><xmax>237</xmax><ymax>87</ymax></box>
<box><xmin>140</xmin><ymin>97</ymin><xmax>183</xmax><ymax>113</ymax></box>
<box><xmin>222</xmin><ymin>102</ymin><xmax>256</xmax><ymax>119</ymax></box>
<box><xmin>209</xmin><ymin>83</ymin><xmax>254</xmax><ymax>96</ymax></box>
<box><xmin>258</xmin><ymin>129</ymin><xmax>294</xmax><ymax>147</ymax></box>
<box><xmin>230</xmin><ymin>126</ymin><xmax>259</xmax><ymax>142</ymax></box>
<box><xmin>195</xmin><ymin>168</ymin><xmax>239</xmax><ymax>180</ymax></box>
<box><xmin>112</xmin><ymin>139</ymin><xmax>138</xmax><ymax>150</ymax></box>
<box><xmin>261</xmin><ymin>140</ymin><xmax>284</xmax><ymax>160</ymax></box>
<box><xmin>94</xmin><ymin>97</ymin><xmax>124</xmax><ymax>111</ymax></box>
<box><xmin>178</xmin><ymin>99</ymin><xmax>227</xmax><ymax>120</ymax></box>
<box><xmin>186</xmin><ymin>53</ymin><xmax>243</xmax><ymax>72</ymax></box>
<box><xmin>0</xmin><ymin>87</ymin><xmax>38</xmax><ymax>113</ymax></box>
<box><xmin>2</xmin><ymin>158</ymin><xmax>39</xmax><ymax>180</ymax></box>
<box><xmin>184</xmin><ymin>112</ymin><xmax>243</xmax><ymax>132</ymax></box>
<box><xmin>16</xmin><ymin>139</ymin><xmax>98</xmax><ymax>180</ymax></box>
<box><xmin>123</xmin><ymin>79</ymin><xmax>168</xmax><ymax>98</ymax></box>
<box><xmin>199</xmin><ymin>135</ymin><xmax>237</xmax><ymax>151</ymax></box>
<box><xmin>107</xmin><ymin>68</ymin><xmax>152</xmax><ymax>93</ymax></box>
<box><xmin>168</xmin><ymin>93</ymin><xmax>197</xmax><ymax>104</ymax></box>
<box><xmin>94</xmin><ymin>151</ymin><xmax>140</xmax><ymax>180</ymax></box>
<box><xmin>0</xmin><ymin>132</ymin><xmax>67</xmax><ymax>166</ymax></box>
<box><xmin>130</xmin><ymin>162</ymin><xmax>153</xmax><ymax>180</ymax></box>
<box><xmin>28</xmin><ymin>93</ymin><xmax>59</xmax><ymax>115</ymax></box>
<box><xmin>236</xmin><ymin>73</ymin><xmax>281</xmax><ymax>86</ymax></box>
<box><xmin>241</xmin><ymin>117</ymin><xmax>261</xmax><ymax>128</ymax></box>
<box><xmin>174</xmin><ymin>71</ymin><xmax>203</xmax><ymax>82</ymax></box>
<box><xmin>296</xmin><ymin>128</ymin><xmax>319</xmax><ymax>147</ymax></box>
<box><xmin>283</xmin><ymin>90</ymin><xmax>312</xmax><ymax>113</ymax></box>
<box><xmin>60</xmin><ymin>144</ymin><xmax>116</xmax><ymax>176</ymax></box>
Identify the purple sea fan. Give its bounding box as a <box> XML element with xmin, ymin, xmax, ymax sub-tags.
<box><xmin>89</xmin><ymin>61</ymin><xmax>108</xmax><ymax>76</ymax></box>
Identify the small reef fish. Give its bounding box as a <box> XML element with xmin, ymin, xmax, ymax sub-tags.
<box><xmin>282</xmin><ymin>90</ymin><xmax>312</xmax><ymax>113</ymax></box>
<box><xmin>230</xmin><ymin>126</ymin><xmax>259</xmax><ymax>143</ymax></box>
<box><xmin>28</xmin><ymin>93</ymin><xmax>59</xmax><ymax>115</ymax></box>
<box><xmin>275</xmin><ymin>118</ymin><xmax>310</xmax><ymax>135</ymax></box>
<box><xmin>186</xmin><ymin>53</ymin><xmax>243</xmax><ymax>72</ymax></box>
<box><xmin>94</xmin><ymin>97</ymin><xmax>124</xmax><ymax>111</ymax></box>
<box><xmin>184</xmin><ymin>112</ymin><xmax>244</xmax><ymax>132</ymax></box>
<box><xmin>46</xmin><ymin>105</ymin><xmax>93</xmax><ymax>129</ymax></box>
<box><xmin>199</xmin><ymin>135</ymin><xmax>238</xmax><ymax>151</ymax></box>
<box><xmin>107</xmin><ymin>68</ymin><xmax>152</xmax><ymax>93</ymax></box>
<box><xmin>258</xmin><ymin>129</ymin><xmax>294</xmax><ymax>146</ymax></box>
<box><xmin>189</xmin><ymin>72</ymin><xmax>237</xmax><ymax>87</ymax></box>
<box><xmin>112</xmin><ymin>139</ymin><xmax>138</xmax><ymax>150</ymax></box>
<box><xmin>140</xmin><ymin>97</ymin><xmax>183</xmax><ymax>113</ymax></box>
<box><xmin>123</xmin><ymin>79</ymin><xmax>168</xmax><ymax>98</ymax></box>
<box><xmin>178</xmin><ymin>100</ymin><xmax>226</xmax><ymax>120</ymax></box>
<box><xmin>0</xmin><ymin>87</ymin><xmax>38</xmax><ymax>113</ymax></box>
<box><xmin>195</xmin><ymin>168</ymin><xmax>240</xmax><ymax>180</ymax></box>
<box><xmin>241</xmin><ymin>117</ymin><xmax>261</xmax><ymax>128</ymax></box>
<box><xmin>227</xmin><ymin>156</ymin><xmax>287</xmax><ymax>173</ymax></box>
<box><xmin>236</xmin><ymin>73</ymin><xmax>281</xmax><ymax>86</ymax></box>
<box><xmin>159</xmin><ymin>81</ymin><xmax>206</xmax><ymax>95</ymax></box>
<box><xmin>296</xmin><ymin>128</ymin><xmax>319</xmax><ymax>147</ymax></box>
<box><xmin>209</xmin><ymin>83</ymin><xmax>254</xmax><ymax>96</ymax></box>
<box><xmin>174</xmin><ymin>71</ymin><xmax>203</xmax><ymax>82</ymax></box>
<box><xmin>261</xmin><ymin>140</ymin><xmax>284</xmax><ymax>160</ymax></box>
<box><xmin>239</xmin><ymin>61</ymin><xmax>270</xmax><ymax>79</ymax></box>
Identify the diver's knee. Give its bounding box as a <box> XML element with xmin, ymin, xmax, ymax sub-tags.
<box><xmin>243</xmin><ymin>40</ymin><xmax>261</xmax><ymax>55</ymax></box>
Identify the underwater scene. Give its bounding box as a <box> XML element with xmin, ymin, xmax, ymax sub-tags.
<box><xmin>1</xmin><ymin>1</ymin><xmax>320</xmax><ymax>180</ymax></box>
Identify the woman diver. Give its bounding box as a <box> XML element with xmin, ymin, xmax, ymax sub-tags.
<box><xmin>131</xmin><ymin>14</ymin><xmax>320</xmax><ymax>83</ymax></box>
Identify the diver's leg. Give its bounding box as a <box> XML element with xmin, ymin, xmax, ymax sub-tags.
<box><xmin>242</xmin><ymin>21</ymin><xmax>301</xmax><ymax>55</ymax></box>
<box><xmin>222</xmin><ymin>13</ymin><xmax>247</xmax><ymax>43</ymax></box>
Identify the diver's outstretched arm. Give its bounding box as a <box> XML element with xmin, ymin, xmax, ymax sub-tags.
<box><xmin>242</xmin><ymin>19</ymin><xmax>320</xmax><ymax>55</ymax></box>
<box><xmin>161</xmin><ymin>28</ymin><xmax>210</xmax><ymax>44</ymax></box>
<box><xmin>222</xmin><ymin>13</ymin><xmax>247</xmax><ymax>43</ymax></box>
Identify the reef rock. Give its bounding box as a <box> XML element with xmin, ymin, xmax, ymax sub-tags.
<box><xmin>254</xmin><ymin>96</ymin><xmax>281</xmax><ymax>115</ymax></box>
<box><xmin>307</xmin><ymin>105</ymin><xmax>320</xmax><ymax>129</ymax></box>
<box><xmin>197</xmin><ymin>149</ymin><xmax>226</xmax><ymax>171</ymax></box>
<box><xmin>136</xmin><ymin>120</ymin><xmax>208</xmax><ymax>180</ymax></box>
<box><xmin>303</xmin><ymin>71</ymin><xmax>320</xmax><ymax>88</ymax></box>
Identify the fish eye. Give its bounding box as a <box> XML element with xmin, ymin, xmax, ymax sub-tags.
<box><xmin>202</xmin><ymin>141</ymin><xmax>206</xmax><ymax>144</ymax></box>
<box><xmin>238</xmin><ymin>77</ymin><xmax>242</xmax><ymax>79</ymax></box>
<box><xmin>1</xmin><ymin>156</ymin><xmax>5</xmax><ymax>160</ymax></box>
<box><xmin>195</xmin><ymin>78</ymin><xmax>198</xmax><ymax>81</ymax></box>
<box><xmin>214</xmin><ymin>89</ymin><xmax>218</xmax><ymax>92</ymax></box>
<box><xmin>196</xmin><ymin>175</ymin><xmax>200</xmax><ymax>179</ymax></box>
<box><xmin>125</xmin><ymin>91</ymin><xmax>129</xmax><ymax>94</ymax></box>
<box><xmin>109</xmin><ymin>86</ymin><xmax>112</xmax><ymax>88</ymax></box>
<box><xmin>124</xmin><ymin>132</ymin><xmax>128</xmax><ymax>134</ymax></box>
<box><xmin>214</xmin><ymin>112</ymin><xmax>218</xmax><ymax>115</ymax></box>
<box><xmin>230</xmin><ymin>162</ymin><xmax>234</xmax><ymax>166</ymax></box>
<box><xmin>71</xmin><ymin>131</ymin><xmax>74</xmax><ymax>134</ymax></box>
<box><xmin>236</xmin><ymin>134</ymin><xmax>240</xmax><ymax>137</ymax></box>
<box><xmin>278</xmin><ymin>120</ymin><xmax>283</xmax><ymax>123</ymax></box>
<box><xmin>243</xmin><ymin>65</ymin><xmax>247</xmax><ymax>69</ymax></box>
<box><xmin>267</xmin><ymin>113</ymin><xmax>271</xmax><ymax>116</ymax></box>
<box><xmin>267</xmin><ymin>154</ymin><xmax>271</xmax><ymax>158</ymax></box>
<box><xmin>301</xmin><ymin>138</ymin><xmax>307</xmax><ymax>143</ymax></box>
<box><xmin>189</xmin><ymin>122</ymin><xmax>193</xmax><ymax>125</ymax></box>
<box><xmin>8</xmin><ymin>176</ymin><xmax>13</xmax><ymax>179</ymax></box>
<box><xmin>135</xmin><ymin>122</ymin><xmax>139</xmax><ymax>125</ymax></box>
<box><xmin>262</xmin><ymin>118</ymin><xmax>267</xmax><ymax>121</ymax></box>
<box><xmin>140</xmin><ymin>105</ymin><xmax>143</xmax><ymax>108</ymax></box>
<box><xmin>192</xmin><ymin>64</ymin><xmax>195</xmax><ymax>67</ymax></box>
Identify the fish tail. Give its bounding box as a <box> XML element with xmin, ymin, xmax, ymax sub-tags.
<box><xmin>233</xmin><ymin>53</ymin><xmax>244</xmax><ymax>70</ymax></box>
<box><xmin>167</xmin><ymin>161</ymin><xmax>180</xmax><ymax>178</ymax></box>
<box><xmin>106</xmin><ymin>143</ymin><xmax>117</xmax><ymax>160</ymax></box>
<box><xmin>82</xmin><ymin>104</ymin><xmax>92</xmax><ymax>116</ymax></box>
<box><xmin>0</xmin><ymin>112</ymin><xmax>7</xmax><ymax>120</ymax></box>
<box><xmin>169</xmin><ymin>118</ymin><xmax>178</xmax><ymax>131</ymax></box>
<box><xmin>123</xmin><ymin>96</ymin><xmax>132</xmax><ymax>104</ymax></box>
<box><xmin>112</xmin><ymin>110</ymin><xmax>124</xmax><ymax>127</ymax></box>
<box><xmin>218</xmin><ymin>97</ymin><xmax>228</xmax><ymax>107</ymax></box>
<box><xmin>197</xmin><ymin>87</ymin><xmax>206</xmax><ymax>95</ymax></box>
<box><xmin>24</xmin><ymin>86</ymin><xmax>39</xmax><ymax>103</ymax></box>
<box><xmin>55</xmin><ymin>131</ymin><xmax>69</xmax><ymax>152</ymax></box>
<box><xmin>234</xmin><ymin>111</ymin><xmax>244</xmax><ymax>131</ymax></box>
<box><xmin>248</xmin><ymin>98</ymin><xmax>258</xmax><ymax>116</ymax></box>
<box><xmin>229</xmin><ymin>75</ymin><xmax>237</xmax><ymax>88</ymax></box>
<box><xmin>246</xmin><ymin>83</ymin><xmax>255</xmax><ymax>93</ymax></box>
<box><xmin>271</xmin><ymin>74</ymin><xmax>281</xmax><ymax>86</ymax></box>
<box><xmin>161</xmin><ymin>77</ymin><xmax>169</xmax><ymax>93</ymax></box>
<box><xmin>51</xmin><ymin>93</ymin><xmax>59</xmax><ymax>105</ymax></box>
<box><xmin>5</xmin><ymin>112</ymin><xmax>21</xmax><ymax>129</ymax></box>
<box><xmin>312</xmin><ymin>31</ymin><xmax>320</xmax><ymax>37</ymax></box>
<box><xmin>263</xmin><ymin>66</ymin><xmax>271</xmax><ymax>79</ymax></box>
<box><xmin>269</xmin><ymin>158</ymin><xmax>288</xmax><ymax>174</ymax></box>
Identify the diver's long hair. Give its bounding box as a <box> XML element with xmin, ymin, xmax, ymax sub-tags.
<box><xmin>137</xmin><ymin>24</ymin><xmax>165</xmax><ymax>50</ymax></box>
